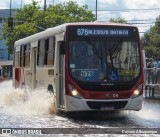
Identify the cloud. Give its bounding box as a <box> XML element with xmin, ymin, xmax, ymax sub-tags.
<box><xmin>0</xmin><ymin>1</ymin><xmax>9</xmax><ymax>9</ymax></box>
<box><xmin>22</xmin><ymin>0</ymin><xmax>44</xmax><ymax>5</ymax></box>
<box><xmin>124</xmin><ymin>0</ymin><xmax>159</xmax><ymax>9</ymax></box>
<box><xmin>122</xmin><ymin>0</ymin><xmax>159</xmax><ymax>33</ymax></box>
<box><xmin>98</xmin><ymin>0</ymin><xmax>118</xmax><ymax>5</ymax></box>
<box><xmin>0</xmin><ymin>0</ymin><xmax>159</xmax><ymax>34</ymax></box>
<box><xmin>58</xmin><ymin>0</ymin><xmax>85</xmax><ymax>6</ymax></box>
<box><xmin>97</xmin><ymin>11</ymin><xmax>119</xmax><ymax>21</ymax></box>
<box><xmin>120</xmin><ymin>11</ymin><xmax>152</xmax><ymax>32</ymax></box>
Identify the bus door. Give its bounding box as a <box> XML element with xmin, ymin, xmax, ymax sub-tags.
<box><xmin>14</xmin><ymin>51</ymin><xmax>21</xmax><ymax>88</ymax></box>
<box><xmin>55</xmin><ymin>34</ymin><xmax>65</xmax><ymax>109</ymax></box>
<box><xmin>30</xmin><ymin>42</ymin><xmax>37</xmax><ymax>90</ymax></box>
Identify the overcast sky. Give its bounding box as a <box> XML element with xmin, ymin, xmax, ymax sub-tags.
<box><xmin>0</xmin><ymin>0</ymin><xmax>160</xmax><ymax>34</ymax></box>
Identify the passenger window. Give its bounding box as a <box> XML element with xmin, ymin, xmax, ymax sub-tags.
<box><xmin>37</xmin><ymin>37</ymin><xmax>55</xmax><ymax>66</ymax></box>
<box><xmin>20</xmin><ymin>44</ymin><xmax>31</xmax><ymax>67</ymax></box>
<box><xmin>24</xmin><ymin>44</ymin><xmax>30</xmax><ymax>67</ymax></box>
<box><xmin>37</xmin><ymin>40</ymin><xmax>45</xmax><ymax>66</ymax></box>
<box><xmin>20</xmin><ymin>45</ymin><xmax>25</xmax><ymax>67</ymax></box>
<box><xmin>15</xmin><ymin>51</ymin><xmax>20</xmax><ymax>67</ymax></box>
<box><xmin>47</xmin><ymin>37</ymin><xmax>55</xmax><ymax>65</ymax></box>
<box><xmin>44</xmin><ymin>38</ymin><xmax>49</xmax><ymax>65</ymax></box>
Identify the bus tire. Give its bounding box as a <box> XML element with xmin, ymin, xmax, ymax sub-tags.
<box><xmin>21</xmin><ymin>83</ymin><xmax>25</xmax><ymax>90</ymax></box>
<box><xmin>48</xmin><ymin>85</ymin><xmax>54</xmax><ymax>95</ymax></box>
<box><xmin>47</xmin><ymin>85</ymin><xmax>56</xmax><ymax>112</ymax></box>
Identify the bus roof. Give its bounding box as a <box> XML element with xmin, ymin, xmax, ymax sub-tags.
<box><xmin>14</xmin><ymin>22</ymin><xmax>138</xmax><ymax>47</ymax></box>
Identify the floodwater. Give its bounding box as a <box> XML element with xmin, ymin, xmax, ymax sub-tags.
<box><xmin>0</xmin><ymin>80</ymin><xmax>160</xmax><ymax>136</ymax></box>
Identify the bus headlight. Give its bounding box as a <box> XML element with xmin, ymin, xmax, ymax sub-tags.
<box><xmin>71</xmin><ymin>89</ymin><xmax>79</xmax><ymax>96</ymax></box>
<box><xmin>67</xmin><ymin>84</ymin><xmax>83</xmax><ymax>99</ymax></box>
<box><xmin>133</xmin><ymin>89</ymin><xmax>140</xmax><ymax>95</ymax></box>
<box><xmin>131</xmin><ymin>84</ymin><xmax>143</xmax><ymax>98</ymax></box>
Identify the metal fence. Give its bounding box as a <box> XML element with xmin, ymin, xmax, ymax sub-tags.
<box><xmin>144</xmin><ymin>68</ymin><xmax>160</xmax><ymax>99</ymax></box>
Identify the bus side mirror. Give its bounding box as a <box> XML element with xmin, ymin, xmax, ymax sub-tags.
<box><xmin>59</xmin><ymin>41</ymin><xmax>66</xmax><ymax>54</ymax></box>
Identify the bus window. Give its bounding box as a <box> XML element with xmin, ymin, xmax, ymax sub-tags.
<box><xmin>37</xmin><ymin>39</ymin><xmax>45</xmax><ymax>66</ymax></box>
<box><xmin>24</xmin><ymin>44</ymin><xmax>30</xmax><ymax>67</ymax></box>
<box><xmin>20</xmin><ymin>45</ymin><xmax>25</xmax><ymax>67</ymax></box>
<box><xmin>44</xmin><ymin>38</ymin><xmax>49</xmax><ymax>65</ymax></box>
<box><xmin>47</xmin><ymin>37</ymin><xmax>55</xmax><ymax>65</ymax></box>
<box><xmin>15</xmin><ymin>51</ymin><xmax>20</xmax><ymax>67</ymax></box>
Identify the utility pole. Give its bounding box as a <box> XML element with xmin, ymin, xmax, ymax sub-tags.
<box><xmin>8</xmin><ymin>0</ymin><xmax>13</xmax><ymax>28</ymax></box>
<box><xmin>10</xmin><ymin>0</ymin><xmax>12</xmax><ymax>17</ymax></box>
<box><xmin>96</xmin><ymin>0</ymin><xmax>97</xmax><ymax>20</ymax></box>
<box><xmin>21</xmin><ymin>0</ymin><xmax>22</xmax><ymax>8</ymax></box>
<box><xmin>8</xmin><ymin>0</ymin><xmax>13</xmax><ymax>60</ymax></box>
<box><xmin>44</xmin><ymin>0</ymin><xmax>46</xmax><ymax>11</ymax></box>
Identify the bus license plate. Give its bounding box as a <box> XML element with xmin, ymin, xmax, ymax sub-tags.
<box><xmin>101</xmin><ymin>106</ymin><xmax>114</xmax><ymax>111</ymax></box>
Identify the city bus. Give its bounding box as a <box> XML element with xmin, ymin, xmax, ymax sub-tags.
<box><xmin>13</xmin><ymin>22</ymin><xmax>144</xmax><ymax>111</ymax></box>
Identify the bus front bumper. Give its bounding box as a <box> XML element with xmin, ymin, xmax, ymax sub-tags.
<box><xmin>64</xmin><ymin>95</ymin><xmax>143</xmax><ymax>112</ymax></box>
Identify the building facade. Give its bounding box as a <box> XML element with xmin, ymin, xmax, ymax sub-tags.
<box><xmin>0</xmin><ymin>9</ymin><xmax>13</xmax><ymax>61</ymax></box>
<box><xmin>0</xmin><ymin>9</ymin><xmax>13</xmax><ymax>78</ymax></box>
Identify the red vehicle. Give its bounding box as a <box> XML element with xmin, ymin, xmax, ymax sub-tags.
<box><xmin>13</xmin><ymin>22</ymin><xmax>144</xmax><ymax>111</ymax></box>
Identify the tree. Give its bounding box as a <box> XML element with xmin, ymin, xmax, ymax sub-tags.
<box><xmin>109</xmin><ymin>17</ymin><xmax>127</xmax><ymax>24</ymax></box>
<box><xmin>2</xmin><ymin>0</ymin><xmax>40</xmax><ymax>56</ymax></box>
<box><xmin>2</xmin><ymin>0</ymin><xmax>95</xmax><ymax>55</ymax></box>
<box><xmin>141</xmin><ymin>15</ymin><xmax>160</xmax><ymax>58</ymax></box>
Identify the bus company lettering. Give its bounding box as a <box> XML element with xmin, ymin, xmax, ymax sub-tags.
<box><xmin>110</xmin><ymin>30</ymin><xmax>128</xmax><ymax>35</ymax></box>
<box><xmin>77</xmin><ymin>28</ymin><xmax>129</xmax><ymax>36</ymax></box>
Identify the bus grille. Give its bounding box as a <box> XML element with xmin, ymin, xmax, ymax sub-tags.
<box><xmin>86</xmin><ymin>101</ymin><xmax>128</xmax><ymax>109</ymax></box>
<box><xmin>79</xmin><ymin>84</ymin><xmax>133</xmax><ymax>91</ymax></box>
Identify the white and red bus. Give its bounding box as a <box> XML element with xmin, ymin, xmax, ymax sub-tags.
<box><xmin>13</xmin><ymin>22</ymin><xmax>144</xmax><ymax>111</ymax></box>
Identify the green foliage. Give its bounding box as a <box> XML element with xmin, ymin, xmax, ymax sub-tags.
<box><xmin>2</xmin><ymin>0</ymin><xmax>95</xmax><ymax>54</ymax></box>
<box><xmin>141</xmin><ymin>15</ymin><xmax>160</xmax><ymax>58</ymax></box>
<box><xmin>109</xmin><ymin>17</ymin><xmax>127</xmax><ymax>24</ymax></box>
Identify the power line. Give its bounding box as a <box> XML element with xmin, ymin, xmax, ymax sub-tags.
<box><xmin>126</xmin><ymin>19</ymin><xmax>156</xmax><ymax>21</ymax></box>
<box><xmin>127</xmin><ymin>22</ymin><xmax>158</xmax><ymax>24</ymax></box>
<box><xmin>94</xmin><ymin>20</ymin><xmax>159</xmax><ymax>25</ymax></box>
<box><xmin>91</xmin><ymin>8</ymin><xmax>160</xmax><ymax>16</ymax></box>
<box><xmin>140</xmin><ymin>32</ymin><xmax>160</xmax><ymax>36</ymax></box>
<box><xmin>91</xmin><ymin>8</ymin><xmax>160</xmax><ymax>12</ymax></box>
<box><xmin>94</xmin><ymin>9</ymin><xmax>160</xmax><ymax>15</ymax></box>
<box><xmin>138</xmin><ymin>26</ymin><xmax>151</xmax><ymax>27</ymax></box>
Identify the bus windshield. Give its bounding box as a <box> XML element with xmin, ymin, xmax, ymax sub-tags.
<box><xmin>69</xmin><ymin>39</ymin><xmax>140</xmax><ymax>83</ymax></box>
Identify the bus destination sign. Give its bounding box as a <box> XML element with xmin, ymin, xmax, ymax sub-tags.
<box><xmin>77</xmin><ymin>28</ymin><xmax>129</xmax><ymax>37</ymax></box>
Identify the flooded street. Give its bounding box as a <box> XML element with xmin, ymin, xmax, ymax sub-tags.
<box><xmin>0</xmin><ymin>81</ymin><xmax>160</xmax><ymax>136</ymax></box>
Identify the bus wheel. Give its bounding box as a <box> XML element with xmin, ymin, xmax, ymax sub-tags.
<box><xmin>47</xmin><ymin>85</ymin><xmax>56</xmax><ymax>113</ymax></box>
<box><xmin>47</xmin><ymin>85</ymin><xmax>54</xmax><ymax>97</ymax></box>
<box><xmin>21</xmin><ymin>83</ymin><xmax>25</xmax><ymax>90</ymax></box>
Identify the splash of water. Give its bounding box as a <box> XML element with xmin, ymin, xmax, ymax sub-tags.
<box><xmin>0</xmin><ymin>80</ymin><xmax>56</xmax><ymax>116</ymax></box>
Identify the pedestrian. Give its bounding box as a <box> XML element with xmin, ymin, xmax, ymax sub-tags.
<box><xmin>157</xmin><ymin>59</ymin><xmax>160</xmax><ymax>84</ymax></box>
<box><xmin>147</xmin><ymin>58</ymin><xmax>152</xmax><ymax>84</ymax></box>
<box><xmin>151</xmin><ymin>59</ymin><xmax>158</xmax><ymax>84</ymax></box>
